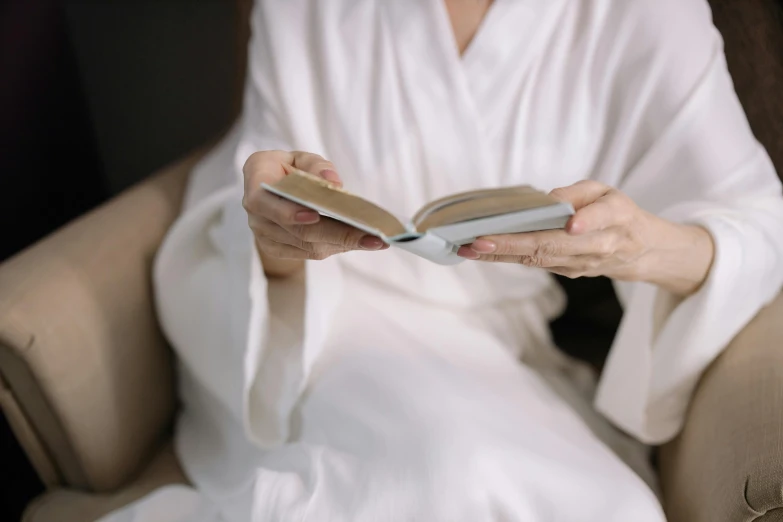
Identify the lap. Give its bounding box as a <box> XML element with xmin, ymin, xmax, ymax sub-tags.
<box><xmin>100</xmin><ymin>342</ymin><xmax>665</xmax><ymax>522</ymax></box>
<box><xmin>278</xmin><ymin>342</ymin><xmax>666</xmax><ymax>522</ymax></box>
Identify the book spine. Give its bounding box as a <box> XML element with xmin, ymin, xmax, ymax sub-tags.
<box><xmin>390</xmin><ymin>233</ymin><xmax>465</xmax><ymax>266</ymax></box>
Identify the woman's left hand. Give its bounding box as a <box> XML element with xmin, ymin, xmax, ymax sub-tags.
<box><xmin>457</xmin><ymin>180</ymin><xmax>715</xmax><ymax>297</ymax></box>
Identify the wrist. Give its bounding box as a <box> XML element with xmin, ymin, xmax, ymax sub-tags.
<box><xmin>257</xmin><ymin>243</ymin><xmax>305</xmax><ymax>279</ymax></box>
<box><xmin>639</xmin><ymin>220</ymin><xmax>715</xmax><ymax>297</ymax></box>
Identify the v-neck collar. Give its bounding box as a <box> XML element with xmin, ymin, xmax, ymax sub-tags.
<box><xmin>422</xmin><ymin>0</ymin><xmax>560</xmax><ymax>76</ymax></box>
<box><xmin>432</xmin><ymin>0</ymin><xmax>501</xmax><ymax>64</ymax></box>
<box><xmin>382</xmin><ymin>0</ymin><xmax>561</xmax><ymax>193</ymax></box>
<box><xmin>460</xmin><ymin>1</ymin><xmax>564</xmax><ymax>98</ymax></box>
<box><xmin>381</xmin><ymin>0</ymin><xmax>492</xmax><ymax>196</ymax></box>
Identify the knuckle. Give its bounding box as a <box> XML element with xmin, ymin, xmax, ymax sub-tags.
<box><xmin>291</xmin><ymin>224</ymin><xmax>310</xmax><ymax>239</ymax></box>
<box><xmin>623</xmin><ymin>224</ymin><xmax>644</xmax><ymax>246</ymax></box>
<box><xmin>608</xmin><ymin>191</ymin><xmax>633</xmax><ymax>214</ymax></box>
<box><xmin>549</xmin><ymin>187</ymin><xmax>569</xmax><ymax>200</ymax></box>
<box><xmin>578</xmin><ymin>179</ymin><xmax>605</xmax><ymax>191</ymax></box>
<box><xmin>242</xmin><ymin>152</ymin><xmax>261</xmax><ymax>176</ymax></box>
<box><xmin>612</xmin><ymin>209</ymin><xmax>631</xmax><ymax>228</ymax></box>
<box><xmin>298</xmin><ymin>225</ymin><xmax>329</xmax><ymax>244</ymax></box>
<box><xmin>311</xmin><ymin>243</ymin><xmax>332</xmax><ymax>255</ymax></box>
<box><xmin>597</xmin><ymin>235</ymin><xmax>616</xmax><ymax>256</ymax></box>
<box><xmin>606</xmin><ymin>192</ymin><xmax>625</xmax><ymax>209</ymax></box>
<box><xmin>549</xmin><ymin>188</ymin><xmax>572</xmax><ymax>204</ymax></box>
<box><xmin>291</xmin><ymin>237</ymin><xmax>312</xmax><ymax>251</ymax></box>
<box><xmin>289</xmin><ymin>226</ymin><xmax>331</xmax><ymax>252</ymax></box>
<box><xmin>534</xmin><ymin>240</ymin><xmax>558</xmax><ymax>259</ymax></box>
<box><xmin>338</xmin><ymin>229</ymin><xmax>359</xmax><ymax>247</ymax></box>
<box><xmin>519</xmin><ymin>255</ymin><xmax>544</xmax><ymax>268</ymax></box>
<box><xmin>248</xmin><ymin>220</ymin><xmax>264</xmax><ymax>236</ymax></box>
<box><xmin>306</xmin><ymin>251</ymin><xmax>330</xmax><ymax>261</ymax></box>
<box><xmin>274</xmin><ymin>207</ymin><xmax>297</xmax><ymax>225</ymax></box>
<box><xmin>584</xmin><ymin>257</ymin><xmax>602</xmax><ymax>270</ymax></box>
<box><xmin>241</xmin><ymin>195</ymin><xmax>253</xmax><ymax>213</ymax></box>
<box><xmin>313</xmin><ymin>160</ymin><xmax>336</xmax><ymax>173</ymax></box>
<box><xmin>243</xmin><ymin>150</ymin><xmax>276</xmax><ymax>177</ymax></box>
<box><xmin>294</xmin><ymin>152</ymin><xmax>334</xmax><ymax>171</ymax></box>
<box><xmin>494</xmin><ymin>240</ymin><xmax>514</xmax><ymax>256</ymax></box>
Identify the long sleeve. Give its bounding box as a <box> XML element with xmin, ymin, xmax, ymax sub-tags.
<box><xmin>154</xmin><ymin>2</ymin><xmax>346</xmax><ymax>453</ymax></box>
<box><xmin>593</xmin><ymin>0</ymin><xmax>783</xmax><ymax>444</ymax></box>
<box><xmin>237</xmin><ymin>4</ymin><xmax>346</xmax><ymax>449</ymax></box>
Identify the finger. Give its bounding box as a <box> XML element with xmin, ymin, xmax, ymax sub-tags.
<box><xmin>464</xmin><ymin>230</ymin><xmax>619</xmax><ymax>261</ymax></box>
<box><xmin>242</xmin><ymin>150</ymin><xmax>293</xmax><ymax>196</ymax></box>
<box><xmin>456</xmin><ymin>246</ymin><xmax>575</xmax><ymax>267</ymax></box>
<box><xmin>456</xmin><ymin>248</ymin><xmax>569</xmax><ymax>267</ymax></box>
<box><xmin>456</xmin><ymin>248</ymin><xmax>605</xmax><ymax>273</ymax></box>
<box><xmin>242</xmin><ymin>150</ymin><xmax>344</xmax><ymax>224</ymax></box>
<box><xmin>251</xmin><ymin>213</ymin><xmax>388</xmax><ymax>253</ymax></box>
<box><xmin>247</xmin><ymin>190</ymin><xmax>321</xmax><ymax>226</ymax></box>
<box><xmin>242</xmin><ymin>151</ymin><xmax>322</xmax><ymax>224</ymax></box>
<box><xmin>285</xmin><ymin>217</ymin><xmax>388</xmax><ymax>251</ymax></box>
<box><xmin>567</xmin><ymin>191</ymin><xmax>633</xmax><ymax>235</ymax></box>
<box><xmin>468</xmin><ymin>229</ymin><xmax>587</xmax><ymax>258</ymax></box>
<box><xmin>549</xmin><ymin>180</ymin><xmax>612</xmax><ymax>211</ymax></box>
<box><xmin>256</xmin><ymin>238</ymin><xmax>348</xmax><ymax>261</ymax></box>
<box><xmin>249</xmin><ymin>215</ymin><xmax>315</xmax><ymax>250</ymax></box>
<box><xmin>291</xmin><ymin>151</ymin><xmax>343</xmax><ymax>186</ymax></box>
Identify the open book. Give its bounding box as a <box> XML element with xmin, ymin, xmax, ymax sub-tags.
<box><xmin>262</xmin><ymin>167</ymin><xmax>575</xmax><ymax>265</ymax></box>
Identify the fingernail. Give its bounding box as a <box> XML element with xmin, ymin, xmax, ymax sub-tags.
<box><xmin>457</xmin><ymin>246</ymin><xmax>480</xmax><ymax>260</ymax></box>
<box><xmin>295</xmin><ymin>211</ymin><xmax>320</xmax><ymax>224</ymax></box>
<box><xmin>319</xmin><ymin>169</ymin><xmax>342</xmax><ymax>186</ymax></box>
<box><xmin>359</xmin><ymin>236</ymin><xmax>384</xmax><ymax>250</ymax></box>
<box><xmin>470</xmin><ymin>240</ymin><xmax>496</xmax><ymax>254</ymax></box>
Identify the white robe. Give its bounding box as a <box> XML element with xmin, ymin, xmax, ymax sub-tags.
<box><xmin>101</xmin><ymin>0</ymin><xmax>783</xmax><ymax>520</ymax></box>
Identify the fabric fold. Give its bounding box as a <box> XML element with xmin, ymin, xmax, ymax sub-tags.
<box><xmin>597</xmin><ymin>199</ymin><xmax>783</xmax><ymax>443</ymax></box>
<box><xmin>243</xmin><ymin>253</ymin><xmax>344</xmax><ymax>448</ymax></box>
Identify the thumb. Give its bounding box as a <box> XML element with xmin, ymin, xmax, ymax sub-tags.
<box><xmin>549</xmin><ymin>180</ymin><xmax>612</xmax><ymax>210</ymax></box>
<box><xmin>290</xmin><ymin>151</ymin><xmax>344</xmax><ymax>187</ymax></box>
<box><xmin>317</xmin><ymin>168</ymin><xmax>343</xmax><ymax>186</ymax></box>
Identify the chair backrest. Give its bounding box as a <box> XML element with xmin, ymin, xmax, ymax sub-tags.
<box><xmin>712</xmin><ymin>0</ymin><xmax>783</xmax><ymax>179</ymax></box>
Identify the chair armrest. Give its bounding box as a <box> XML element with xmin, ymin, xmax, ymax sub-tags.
<box><xmin>659</xmin><ymin>291</ymin><xmax>783</xmax><ymax>522</ymax></box>
<box><xmin>0</xmin><ymin>152</ymin><xmax>200</xmax><ymax>492</ymax></box>
<box><xmin>21</xmin><ymin>441</ymin><xmax>187</xmax><ymax>522</ymax></box>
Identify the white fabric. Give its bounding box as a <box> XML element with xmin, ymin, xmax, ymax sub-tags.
<box><xmin>100</xmin><ymin>0</ymin><xmax>783</xmax><ymax>520</ymax></box>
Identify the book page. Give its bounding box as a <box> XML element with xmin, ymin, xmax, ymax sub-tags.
<box><xmin>413</xmin><ymin>186</ymin><xmax>562</xmax><ymax>232</ymax></box>
<box><xmin>262</xmin><ymin>167</ymin><xmax>408</xmax><ymax>238</ymax></box>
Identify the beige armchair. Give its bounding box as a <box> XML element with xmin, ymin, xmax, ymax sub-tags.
<box><xmin>3</xmin><ymin>0</ymin><xmax>783</xmax><ymax>518</ymax></box>
<box><xmin>0</xmin><ymin>147</ymin><xmax>782</xmax><ymax>521</ymax></box>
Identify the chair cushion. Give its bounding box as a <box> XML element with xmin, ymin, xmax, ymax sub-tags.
<box><xmin>22</xmin><ymin>442</ymin><xmax>188</xmax><ymax>522</ymax></box>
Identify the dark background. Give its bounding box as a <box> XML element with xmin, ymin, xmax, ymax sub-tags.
<box><xmin>1</xmin><ymin>0</ymin><xmax>782</xmax><ymax>521</ymax></box>
<box><xmin>1</xmin><ymin>0</ymin><xmax>242</xmax><ymax>519</ymax></box>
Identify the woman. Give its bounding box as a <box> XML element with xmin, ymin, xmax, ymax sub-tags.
<box><xmin>103</xmin><ymin>0</ymin><xmax>783</xmax><ymax>520</ymax></box>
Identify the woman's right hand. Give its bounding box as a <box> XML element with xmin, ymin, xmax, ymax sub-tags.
<box><xmin>242</xmin><ymin>150</ymin><xmax>388</xmax><ymax>278</ymax></box>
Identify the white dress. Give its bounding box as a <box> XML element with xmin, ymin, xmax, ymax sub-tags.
<box><xmin>101</xmin><ymin>0</ymin><xmax>783</xmax><ymax>520</ymax></box>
